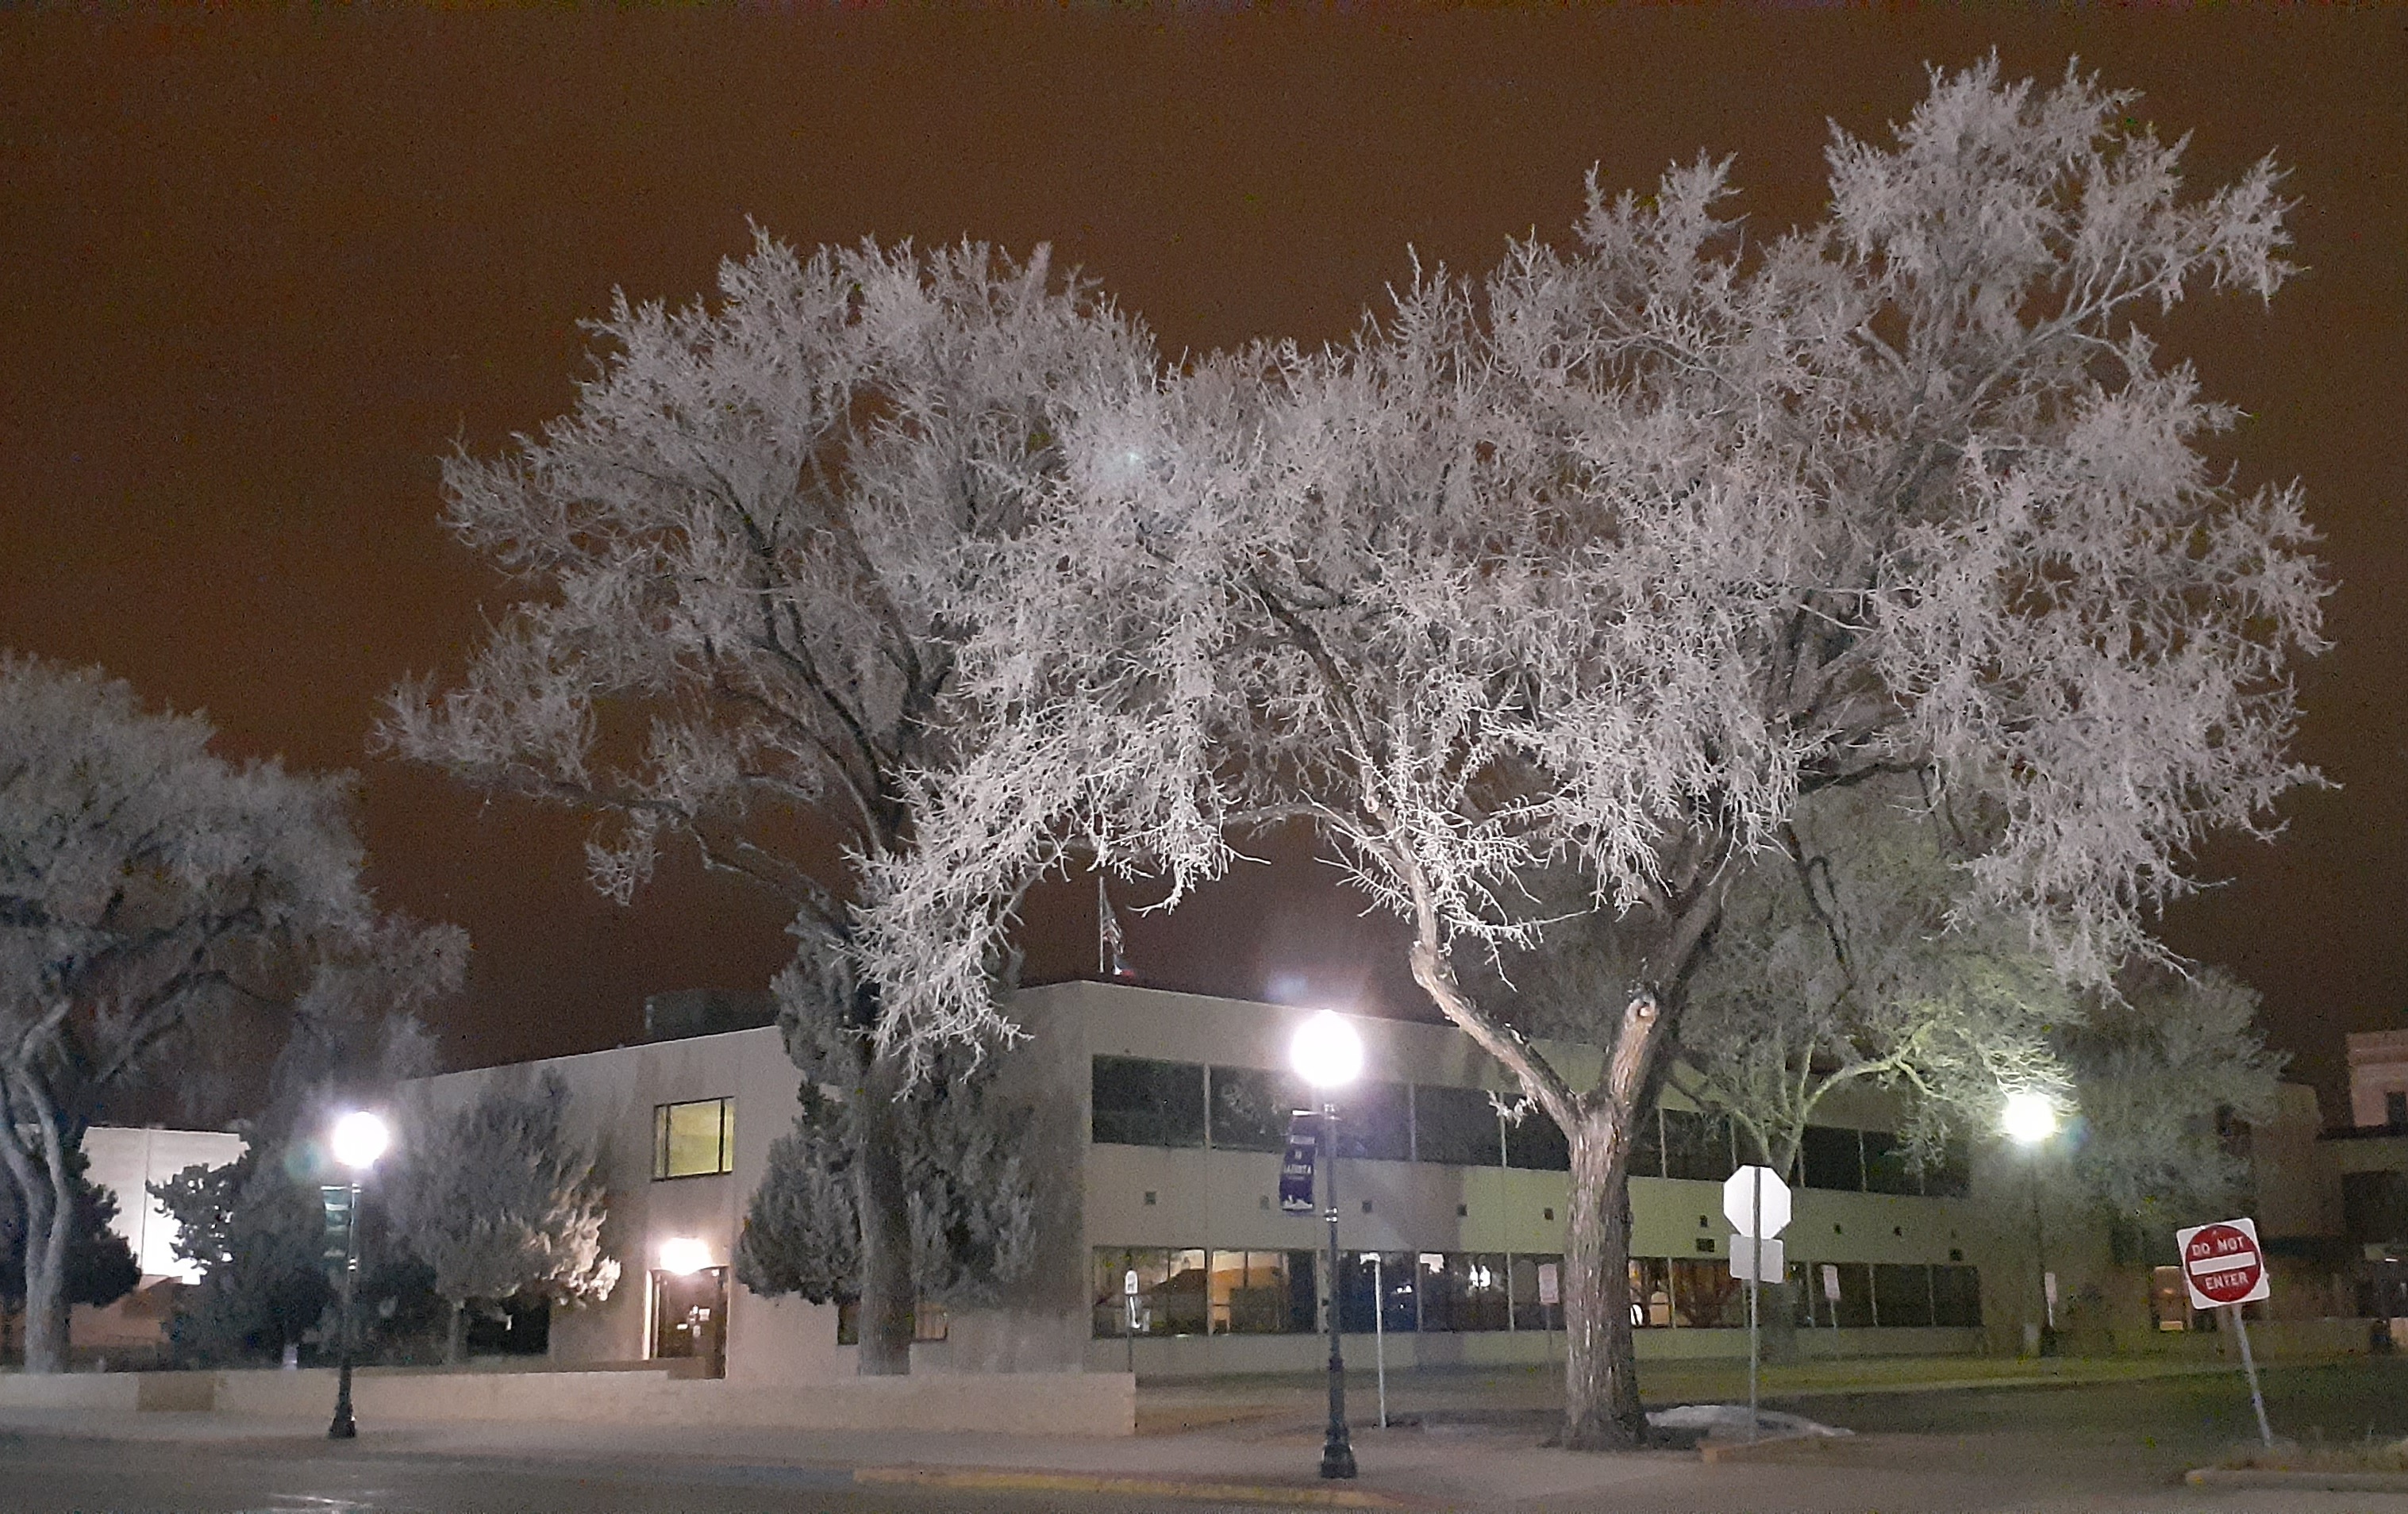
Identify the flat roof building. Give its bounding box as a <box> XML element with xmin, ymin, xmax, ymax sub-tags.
<box><xmin>410</xmin><ymin>981</ymin><xmax>2049</xmax><ymax>1382</ymax></box>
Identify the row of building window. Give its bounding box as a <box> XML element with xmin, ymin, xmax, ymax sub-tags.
<box><xmin>1090</xmin><ymin>1056</ymin><xmax>1971</xmax><ymax>1197</ymax></box>
<box><xmin>1089</xmin><ymin>1247</ymin><xmax>1983</xmax><ymax>1338</ymax></box>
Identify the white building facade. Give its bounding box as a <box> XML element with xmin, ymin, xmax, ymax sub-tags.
<box><xmin>405</xmin><ymin>980</ymin><xmax>2060</xmax><ymax>1381</ymax></box>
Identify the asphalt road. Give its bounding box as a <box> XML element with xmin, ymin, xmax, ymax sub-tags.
<box><xmin>0</xmin><ymin>1436</ymin><xmax>1267</xmax><ymax>1514</ymax></box>
<box><xmin>7</xmin><ymin>1363</ymin><xmax>2408</xmax><ymax>1514</ymax></box>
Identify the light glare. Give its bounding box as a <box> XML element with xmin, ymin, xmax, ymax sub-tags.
<box><xmin>2001</xmin><ymin>1090</ymin><xmax>2059</xmax><ymax>1147</ymax></box>
<box><xmin>329</xmin><ymin>1111</ymin><xmax>390</xmax><ymax>1172</ymax></box>
<box><xmin>1290</xmin><ymin>1010</ymin><xmax>1364</xmax><ymax>1090</ymax></box>
<box><xmin>659</xmin><ymin>1237</ymin><xmax>711</xmax><ymax>1276</ymax></box>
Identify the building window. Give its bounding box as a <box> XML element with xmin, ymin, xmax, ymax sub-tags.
<box><xmin>1091</xmin><ymin>1247</ymin><xmax>1209</xmax><ymax>1338</ymax></box>
<box><xmin>1872</xmin><ymin>1263</ymin><xmax>1936</xmax><ymax>1328</ymax></box>
<box><xmin>1631</xmin><ymin>1257</ymin><xmax>1673</xmax><ymax>1328</ymax></box>
<box><xmin>652</xmin><ymin>1097</ymin><xmax>735</xmax><ymax>1179</ymax></box>
<box><xmin>1504</xmin><ymin>1106</ymin><xmax>1572</xmax><ymax>1172</ymax></box>
<box><xmin>1799</xmin><ymin>1125</ymin><xmax>1863</xmax><ymax>1192</ymax></box>
<box><xmin>1414</xmin><ymin>1085</ymin><xmax>1504</xmax><ymax>1167</ymax></box>
<box><xmin>1416</xmin><ymin>1252</ymin><xmax>1510</xmax><ymax>1332</ymax></box>
<box><xmin>1207</xmin><ymin>1066</ymin><xmax>1302</xmax><ymax>1153</ymax></box>
<box><xmin>1207</xmin><ymin>1250</ymin><xmax>1317</xmax><ymax>1335</ymax></box>
<box><xmin>1338</xmin><ymin>1251</ymin><xmax>1418</xmax><ymax>1334</ymax></box>
<box><xmin>1662</xmin><ymin>1109</ymin><xmax>1735</xmax><ymax>1183</ymax></box>
<box><xmin>1091</xmin><ymin>1057</ymin><xmax>1206</xmax><ymax>1148</ymax></box>
<box><xmin>1861</xmin><ymin>1132</ymin><xmax>1921</xmax><ymax>1197</ymax></box>
<box><xmin>1933</xmin><ymin>1264</ymin><xmax>1983</xmax><ymax>1328</ymax></box>
<box><xmin>1510</xmin><ymin>1254</ymin><xmax>1567</xmax><ymax>1331</ymax></box>
<box><xmin>1332</xmin><ymin>1082</ymin><xmax>1413</xmax><ymax>1162</ymax></box>
<box><xmin>1668</xmin><ymin>1258</ymin><xmax>1744</xmax><ymax>1328</ymax></box>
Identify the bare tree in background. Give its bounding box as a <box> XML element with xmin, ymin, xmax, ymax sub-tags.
<box><xmin>864</xmin><ymin>62</ymin><xmax>2323</xmax><ymax>1447</ymax></box>
<box><xmin>0</xmin><ymin>655</ymin><xmax>405</xmax><ymax>1373</ymax></box>
<box><xmin>1664</xmin><ymin>778</ymin><xmax>2076</xmax><ymax>1180</ymax></box>
<box><xmin>383</xmin><ymin>236</ymin><xmax>1150</xmax><ymax>1374</ymax></box>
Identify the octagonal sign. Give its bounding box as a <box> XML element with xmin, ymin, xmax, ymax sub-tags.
<box><xmin>1723</xmin><ymin>1165</ymin><xmax>1791</xmax><ymax>1239</ymax></box>
<box><xmin>2176</xmin><ymin>1217</ymin><xmax>2270</xmax><ymax>1309</ymax></box>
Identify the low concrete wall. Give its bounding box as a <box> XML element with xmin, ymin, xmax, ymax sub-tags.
<box><xmin>0</xmin><ymin>1372</ymin><xmax>140</xmax><ymax>1410</ymax></box>
<box><xmin>0</xmin><ymin>1366</ymin><xmax>1134</xmax><ymax>1436</ymax></box>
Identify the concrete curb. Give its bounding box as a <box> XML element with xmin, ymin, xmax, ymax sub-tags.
<box><xmin>855</xmin><ymin>1465</ymin><xmax>1414</xmax><ymax>1507</ymax></box>
<box><xmin>1696</xmin><ymin>1433</ymin><xmax>1845</xmax><ymax>1464</ymax></box>
<box><xmin>2186</xmin><ymin>1466</ymin><xmax>2408</xmax><ymax>1493</ymax></box>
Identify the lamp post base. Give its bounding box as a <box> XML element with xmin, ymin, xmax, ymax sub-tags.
<box><xmin>1319</xmin><ymin>1428</ymin><xmax>1357</xmax><ymax>1481</ymax></box>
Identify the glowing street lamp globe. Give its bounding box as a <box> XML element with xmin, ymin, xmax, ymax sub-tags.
<box><xmin>1290</xmin><ymin>1011</ymin><xmax>1364</xmax><ymax>1090</ymax></box>
<box><xmin>2001</xmin><ymin>1090</ymin><xmax>2059</xmax><ymax>1148</ymax></box>
<box><xmin>329</xmin><ymin>1111</ymin><xmax>390</xmax><ymax>1172</ymax></box>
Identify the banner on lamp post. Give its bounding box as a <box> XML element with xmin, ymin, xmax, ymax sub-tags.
<box><xmin>1279</xmin><ymin>1112</ymin><xmax>1318</xmax><ymax>1214</ymax></box>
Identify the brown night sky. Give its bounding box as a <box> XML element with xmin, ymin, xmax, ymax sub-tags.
<box><xmin>1</xmin><ymin>13</ymin><xmax>2401</xmax><ymax>1120</ymax></box>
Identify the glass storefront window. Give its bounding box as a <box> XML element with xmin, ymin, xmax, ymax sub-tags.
<box><xmin>1509</xmin><ymin>1254</ymin><xmax>1565</xmax><ymax>1331</ymax></box>
<box><xmin>1872</xmin><ymin>1262</ymin><xmax>1935</xmax><ymax>1327</ymax></box>
<box><xmin>1669</xmin><ymin>1258</ymin><xmax>1744</xmax><ymax>1328</ymax></box>
<box><xmin>1091</xmin><ymin>1246</ymin><xmax>1209</xmax><ymax>1337</ymax></box>
<box><xmin>1336</xmin><ymin>1251</ymin><xmax>1418</xmax><ymax>1334</ymax></box>
<box><xmin>1933</xmin><ymin>1264</ymin><xmax>1983</xmax><ymax>1328</ymax></box>
<box><xmin>1633</xmin><ymin>1257</ymin><xmax>1673</xmax><ymax>1328</ymax></box>
<box><xmin>1208</xmin><ymin>1249</ymin><xmax>1317</xmax><ymax>1335</ymax></box>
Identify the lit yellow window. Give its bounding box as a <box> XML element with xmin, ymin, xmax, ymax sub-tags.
<box><xmin>653</xmin><ymin>1098</ymin><xmax>734</xmax><ymax>1179</ymax></box>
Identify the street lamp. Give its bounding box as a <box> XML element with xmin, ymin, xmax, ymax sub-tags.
<box><xmin>326</xmin><ymin>1109</ymin><xmax>390</xmax><ymax>1441</ymax></box>
<box><xmin>2002</xmin><ymin>1090</ymin><xmax>2060</xmax><ymax>1356</ymax></box>
<box><xmin>1291</xmin><ymin>1009</ymin><xmax>1363</xmax><ymax>1481</ymax></box>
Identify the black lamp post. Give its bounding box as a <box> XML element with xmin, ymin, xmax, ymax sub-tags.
<box><xmin>325</xmin><ymin>1110</ymin><xmax>390</xmax><ymax>1441</ymax></box>
<box><xmin>1291</xmin><ymin>1010</ymin><xmax>1363</xmax><ymax>1481</ymax></box>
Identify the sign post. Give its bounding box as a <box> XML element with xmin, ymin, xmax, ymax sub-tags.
<box><xmin>1725</xmin><ymin>1165</ymin><xmax>1794</xmax><ymax>1443</ymax></box>
<box><xmin>1371</xmin><ymin>1252</ymin><xmax>1388</xmax><ymax>1428</ymax></box>
<box><xmin>1537</xmin><ymin>1261</ymin><xmax>1560</xmax><ymax>1368</ymax></box>
<box><xmin>1124</xmin><ymin>1267</ymin><xmax>1140</xmax><ymax>1376</ymax></box>
<box><xmin>2176</xmin><ymin>1217</ymin><xmax>2275</xmax><ymax>1447</ymax></box>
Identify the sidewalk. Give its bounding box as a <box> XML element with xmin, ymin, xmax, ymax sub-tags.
<box><xmin>0</xmin><ymin>1354</ymin><xmax>2342</xmax><ymax>1512</ymax></box>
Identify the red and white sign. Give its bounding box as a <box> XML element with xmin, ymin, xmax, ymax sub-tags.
<box><xmin>2175</xmin><ymin>1217</ymin><xmax>2271</xmax><ymax>1309</ymax></box>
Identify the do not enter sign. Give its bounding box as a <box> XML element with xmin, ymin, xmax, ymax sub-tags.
<box><xmin>2176</xmin><ymin>1217</ymin><xmax>2271</xmax><ymax>1309</ymax></box>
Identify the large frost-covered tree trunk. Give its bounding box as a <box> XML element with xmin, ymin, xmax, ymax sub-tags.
<box><xmin>852</xmin><ymin>1055</ymin><xmax>917</xmax><ymax>1375</ymax></box>
<box><xmin>1562</xmin><ymin>1122</ymin><xmax>1641</xmax><ymax>1448</ymax></box>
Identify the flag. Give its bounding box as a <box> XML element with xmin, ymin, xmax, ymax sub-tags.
<box><xmin>1098</xmin><ymin>876</ymin><xmax>1131</xmax><ymax>979</ymax></box>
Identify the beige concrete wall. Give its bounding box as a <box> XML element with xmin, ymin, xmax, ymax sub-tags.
<box><xmin>2</xmin><ymin>1365</ymin><xmax>1135</xmax><ymax>1434</ymax></box>
<box><xmin>410</xmin><ymin>1026</ymin><xmax>807</xmax><ymax>1380</ymax></box>
<box><xmin>2349</xmin><ymin>1030</ymin><xmax>2408</xmax><ymax>1128</ymax></box>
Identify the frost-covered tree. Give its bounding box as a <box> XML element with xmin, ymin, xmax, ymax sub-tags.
<box><xmin>0</xmin><ymin>654</ymin><xmax>379</xmax><ymax>1373</ymax></box>
<box><xmin>737</xmin><ymin>974</ymin><xmax>1035</xmax><ymax>1316</ymax></box>
<box><xmin>2060</xmin><ymin>964</ymin><xmax>2281</xmax><ymax>1225</ymax></box>
<box><xmin>863</xmin><ymin>62</ymin><xmax>2322</xmax><ymax>1447</ymax></box>
<box><xmin>389</xmin><ymin>1068</ymin><xmax>617</xmax><ymax>1363</ymax></box>
<box><xmin>383</xmin><ymin>236</ymin><xmax>1148</xmax><ymax>1374</ymax></box>
<box><xmin>1664</xmin><ymin>778</ymin><xmax>2077</xmax><ymax>1177</ymax></box>
<box><xmin>151</xmin><ymin>914</ymin><xmax>460</xmax><ymax>1366</ymax></box>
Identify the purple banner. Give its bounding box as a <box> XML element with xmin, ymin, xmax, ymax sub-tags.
<box><xmin>1279</xmin><ymin>1111</ymin><xmax>1317</xmax><ymax>1214</ymax></box>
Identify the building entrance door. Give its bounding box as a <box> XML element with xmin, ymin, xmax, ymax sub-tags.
<box><xmin>652</xmin><ymin>1266</ymin><xmax>728</xmax><ymax>1378</ymax></box>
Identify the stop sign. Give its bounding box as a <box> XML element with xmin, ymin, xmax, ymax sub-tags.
<box><xmin>2176</xmin><ymin>1217</ymin><xmax>2271</xmax><ymax>1308</ymax></box>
